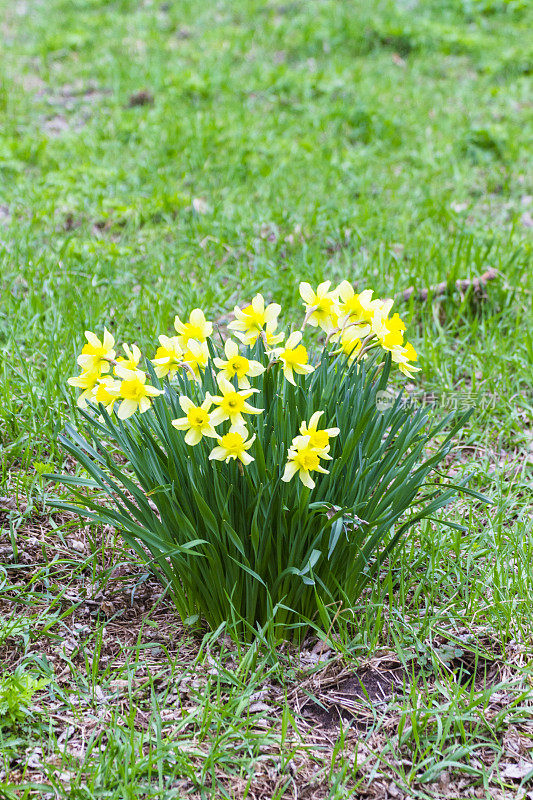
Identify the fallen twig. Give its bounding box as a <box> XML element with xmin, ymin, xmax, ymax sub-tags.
<box><xmin>397</xmin><ymin>267</ymin><xmax>498</xmax><ymax>302</ymax></box>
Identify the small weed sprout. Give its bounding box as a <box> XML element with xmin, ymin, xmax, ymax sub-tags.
<box><xmin>0</xmin><ymin>668</ymin><xmax>49</xmax><ymax>728</ymax></box>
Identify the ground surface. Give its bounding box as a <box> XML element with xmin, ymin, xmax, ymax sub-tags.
<box><xmin>0</xmin><ymin>0</ymin><xmax>532</xmax><ymax>798</ymax></box>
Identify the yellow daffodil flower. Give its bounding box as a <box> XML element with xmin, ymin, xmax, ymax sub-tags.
<box><xmin>77</xmin><ymin>329</ymin><xmax>115</xmax><ymax>374</ymax></box>
<box><xmin>282</xmin><ymin>434</ymin><xmax>329</xmax><ymax>489</ymax></box>
<box><xmin>371</xmin><ymin>308</ymin><xmax>405</xmax><ymax>351</ymax></box>
<box><xmin>209</xmin><ymin>374</ymin><xmax>263</xmax><ymax>427</ymax></box>
<box><xmin>299</xmin><ymin>411</ymin><xmax>339</xmax><ymax>451</ymax></box>
<box><xmin>336</xmin><ymin>282</ymin><xmax>381</xmax><ymax>325</ymax></box>
<box><xmin>387</xmin><ymin>313</ymin><xmax>406</xmax><ymax>336</ymax></box>
<box><xmin>392</xmin><ymin>342</ymin><xmax>421</xmax><ymax>377</ymax></box>
<box><xmin>330</xmin><ymin>320</ymin><xmax>371</xmax><ymax>363</ymax></box>
<box><xmin>289</xmin><ymin>433</ymin><xmax>331</xmax><ymax>461</ymax></box>
<box><xmin>274</xmin><ymin>331</ymin><xmax>314</xmax><ymax>385</ymax></box>
<box><xmin>67</xmin><ymin>368</ymin><xmax>101</xmax><ymax>407</ymax></box>
<box><xmin>209</xmin><ymin>425</ymin><xmax>256</xmax><ymax>465</ymax></box>
<box><xmin>213</xmin><ymin>339</ymin><xmax>265</xmax><ymax>389</ymax></box>
<box><xmin>115</xmin><ymin>366</ymin><xmax>162</xmax><ymax>419</ymax></box>
<box><xmin>174</xmin><ymin>309</ymin><xmax>213</xmax><ymax>349</ymax></box>
<box><xmin>171</xmin><ymin>395</ymin><xmax>218</xmax><ymax>445</ymax></box>
<box><xmin>152</xmin><ymin>335</ymin><xmax>183</xmax><ymax>379</ymax></box>
<box><xmin>341</xmin><ymin>334</ymin><xmax>362</xmax><ymax>362</ymax></box>
<box><xmin>93</xmin><ymin>376</ymin><xmax>121</xmax><ymax>412</ymax></box>
<box><xmin>299</xmin><ymin>281</ymin><xmax>339</xmax><ymax>333</ymax></box>
<box><xmin>263</xmin><ymin>322</ymin><xmax>285</xmax><ymax>348</ymax></box>
<box><xmin>182</xmin><ymin>339</ymin><xmax>210</xmax><ymax>381</ymax></box>
<box><xmin>227</xmin><ymin>293</ymin><xmax>282</xmax><ymax>346</ymax></box>
<box><xmin>115</xmin><ymin>343</ymin><xmax>142</xmax><ymax>372</ymax></box>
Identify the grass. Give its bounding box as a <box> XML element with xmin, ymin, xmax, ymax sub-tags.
<box><xmin>0</xmin><ymin>0</ymin><xmax>532</xmax><ymax>796</ymax></box>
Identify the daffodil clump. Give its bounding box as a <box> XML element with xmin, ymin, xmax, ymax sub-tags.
<box><xmin>58</xmin><ymin>281</ymin><xmax>471</xmax><ymax>641</ymax></box>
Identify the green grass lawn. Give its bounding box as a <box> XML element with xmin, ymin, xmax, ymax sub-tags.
<box><xmin>0</xmin><ymin>0</ymin><xmax>532</xmax><ymax>797</ymax></box>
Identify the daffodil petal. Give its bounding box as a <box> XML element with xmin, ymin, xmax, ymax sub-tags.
<box><xmin>299</xmin><ymin>282</ymin><xmax>315</xmax><ymax>304</ymax></box>
<box><xmin>179</xmin><ymin>396</ymin><xmax>194</xmax><ymax>413</ymax></box>
<box><xmin>263</xmin><ymin>303</ymin><xmax>281</xmax><ymax>323</ymax></box>
<box><xmin>201</xmin><ymin>425</ymin><xmax>219</xmax><ymax>438</ymax></box>
<box><xmin>184</xmin><ymin>428</ymin><xmax>202</xmax><ymax>446</ymax></box>
<box><xmin>308</xmin><ymin>411</ymin><xmax>323</xmax><ymax>429</ymax></box>
<box><xmin>247</xmin><ymin>361</ymin><xmax>265</xmax><ymax>377</ymax></box>
<box><xmin>325</xmin><ymin>427</ymin><xmax>340</xmax><ymax>437</ymax></box>
<box><xmin>242</xmin><ymin>402</ymin><xmax>263</xmax><ymax>414</ymax></box>
<box><xmin>286</xmin><ymin>331</ymin><xmax>302</xmax><ymax>349</ymax></box>
<box><xmin>337</xmin><ymin>280</ymin><xmax>353</xmax><ymax>302</ymax></box>
<box><xmin>294</xmin><ymin>364</ymin><xmax>314</xmax><ymax>375</ymax></box>
<box><xmin>283</xmin><ymin>366</ymin><xmax>296</xmax><ymax>385</ymax></box>
<box><xmin>209</xmin><ymin>446</ymin><xmax>227</xmax><ymax>461</ymax></box>
<box><xmin>225</xmin><ymin>339</ymin><xmax>239</xmax><ymax>358</ymax></box>
<box><xmin>251</xmin><ymin>294</ymin><xmax>265</xmax><ymax>314</ymax></box>
<box><xmin>84</xmin><ymin>331</ymin><xmax>101</xmax><ymax>348</ymax></box>
<box><xmin>209</xmin><ymin>408</ymin><xmax>227</xmax><ymax>426</ymax></box>
<box><xmin>282</xmin><ymin>462</ymin><xmax>298</xmax><ymax>482</ymax></box>
<box><xmin>299</xmin><ymin>470</ymin><xmax>315</xmax><ymax>489</ymax></box>
<box><xmin>144</xmin><ymin>385</ymin><xmax>162</xmax><ymax>396</ymax></box>
<box><xmin>216</xmin><ymin>374</ymin><xmax>234</xmax><ymax>393</ymax></box>
<box><xmin>172</xmin><ymin>417</ymin><xmax>189</xmax><ymax>429</ymax></box>
<box><xmin>118</xmin><ymin>399</ymin><xmax>137</xmax><ymax>420</ymax></box>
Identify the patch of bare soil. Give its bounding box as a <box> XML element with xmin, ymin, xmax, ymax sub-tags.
<box><xmin>127</xmin><ymin>89</ymin><xmax>154</xmax><ymax>107</ymax></box>
<box><xmin>34</xmin><ymin>80</ymin><xmax>112</xmax><ymax>137</ymax></box>
<box><xmin>297</xmin><ymin>661</ymin><xmax>407</xmax><ymax>731</ymax></box>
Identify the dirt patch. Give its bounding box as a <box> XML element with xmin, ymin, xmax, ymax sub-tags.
<box><xmin>35</xmin><ymin>80</ymin><xmax>112</xmax><ymax>137</ymax></box>
<box><xmin>297</xmin><ymin>663</ymin><xmax>407</xmax><ymax>730</ymax></box>
<box><xmin>127</xmin><ymin>89</ymin><xmax>154</xmax><ymax>107</ymax></box>
<box><xmin>39</xmin><ymin>80</ymin><xmax>112</xmax><ymax>109</ymax></box>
